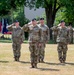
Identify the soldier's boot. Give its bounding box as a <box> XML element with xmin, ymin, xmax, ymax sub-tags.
<box><xmin>31</xmin><ymin>63</ymin><xmax>34</xmax><ymax>68</ymax></box>
<box><xmin>14</xmin><ymin>56</ymin><xmax>19</xmax><ymax>61</ymax></box>
<box><xmin>14</xmin><ymin>56</ymin><xmax>17</xmax><ymax>61</ymax></box>
<box><xmin>59</xmin><ymin>58</ymin><xmax>63</xmax><ymax>63</ymax></box>
<box><xmin>62</xmin><ymin>58</ymin><xmax>66</xmax><ymax>63</ymax></box>
<box><xmin>16</xmin><ymin>57</ymin><xmax>19</xmax><ymax>61</ymax></box>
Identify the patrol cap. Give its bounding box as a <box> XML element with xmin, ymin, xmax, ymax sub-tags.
<box><xmin>60</xmin><ymin>20</ymin><xmax>65</xmax><ymax>23</ymax></box>
<box><xmin>32</xmin><ymin>18</ymin><xmax>36</xmax><ymax>21</ymax></box>
<box><xmin>40</xmin><ymin>18</ymin><xmax>44</xmax><ymax>20</ymax></box>
<box><xmin>14</xmin><ymin>20</ymin><xmax>19</xmax><ymax>23</ymax></box>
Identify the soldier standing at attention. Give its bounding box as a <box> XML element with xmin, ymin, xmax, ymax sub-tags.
<box><xmin>56</xmin><ymin>20</ymin><xmax>69</xmax><ymax>63</ymax></box>
<box><xmin>7</xmin><ymin>20</ymin><xmax>24</xmax><ymax>61</ymax></box>
<box><xmin>22</xmin><ymin>18</ymin><xmax>42</xmax><ymax>68</ymax></box>
<box><xmin>38</xmin><ymin>18</ymin><xmax>50</xmax><ymax>63</ymax></box>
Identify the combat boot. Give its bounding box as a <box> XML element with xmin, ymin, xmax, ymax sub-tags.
<box><xmin>16</xmin><ymin>57</ymin><xmax>19</xmax><ymax>61</ymax></box>
<box><xmin>62</xmin><ymin>59</ymin><xmax>65</xmax><ymax>63</ymax></box>
<box><xmin>59</xmin><ymin>59</ymin><xmax>63</xmax><ymax>63</ymax></box>
<box><xmin>31</xmin><ymin>63</ymin><xmax>34</xmax><ymax>68</ymax></box>
<box><xmin>14</xmin><ymin>56</ymin><xmax>19</xmax><ymax>61</ymax></box>
<box><xmin>62</xmin><ymin>58</ymin><xmax>66</xmax><ymax>63</ymax></box>
<box><xmin>14</xmin><ymin>56</ymin><xmax>17</xmax><ymax>61</ymax></box>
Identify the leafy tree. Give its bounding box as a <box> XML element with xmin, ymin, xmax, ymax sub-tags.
<box><xmin>0</xmin><ymin>0</ymin><xmax>26</xmax><ymax>16</ymax></box>
<box><xmin>24</xmin><ymin>0</ymin><xmax>74</xmax><ymax>39</ymax></box>
<box><xmin>24</xmin><ymin>0</ymin><xmax>67</xmax><ymax>39</ymax></box>
<box><xmin>64</xmin><ymin>0</ymin><xmax>74</xmax><ymax>26</ymax></box>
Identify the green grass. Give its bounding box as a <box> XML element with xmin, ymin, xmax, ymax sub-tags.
<box><xmin>0</xmin><ymin>39</ymin><xmax>54</xmax><ymax>44</ymax></box>
<box><xmin>0</xmin><ymin>43</ymin><xmax>74</xmax><ymax>75</ymax></box>
<box><xmin>0</xmin><ymin>39</ymin><xmax>28</xmax><ymax>43</ymax></box>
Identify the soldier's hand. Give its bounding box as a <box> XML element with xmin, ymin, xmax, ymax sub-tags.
<box><xmin>12</xmin><ymin>23</ymin><xmax>15</xmax><ymax>26</ymax></box>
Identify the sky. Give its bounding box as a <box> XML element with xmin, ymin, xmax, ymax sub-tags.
<box><xmin>24</xmin><ymin>7</ymin><xmax>45</xmax><ymax>20</ymax></box>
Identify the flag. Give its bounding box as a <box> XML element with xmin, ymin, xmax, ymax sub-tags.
<box><xmin>2</xmin><ymin>18</ymin><xmax>8</xmax><ymax>34</ymax></box>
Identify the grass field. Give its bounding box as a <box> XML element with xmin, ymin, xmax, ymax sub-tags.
<box><xmin>0</xmin><ymin>43</ymin><xmax>74</xmax><ymax>75</ymax></box>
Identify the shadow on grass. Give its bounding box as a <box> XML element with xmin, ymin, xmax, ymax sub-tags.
<box><xmin>0</xmin><ymin>60</ymin><xmax>9</xmax><ymax>63</ymax></box>
<box><xmin>65</xmin><ymin>62</ymin><xmax>74</xmax><ymax>65</ymax></box>
<box><xmin>45</xmin><ymin>62</ymin><xmax>65</xmax><ymax>66</ymax></box>
<box><xmin>20</xmin><ymin>61</ymin><xmax>30</xmax><ymax>64</ymax></box>
<box><xmin>37</xmin><ymin>67</ymin><xmax>60</xmax><ymax>71</ymax></box>
<box><xmin>45</xmin><ymin>62</ymin><xmax>74</xmax><ymax>66</ymax></box>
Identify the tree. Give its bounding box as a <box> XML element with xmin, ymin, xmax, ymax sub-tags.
<box><xmin>0</xmin><ymin>0</ymin><xmax>27</xmax><ymax>24</ymax></box>
<box><xmin>24</xmin><ymin>0</ymin><xmax>66</xmax><ymax>39</ymax></box>
<box><xmin>64</xmin><ymin>0</ymin><xmax>74</xmax><ymax>26</ymax></box>
<box><xmin>0</xmin><ymin>0</ymin><xmax>26</xmax><ymax>16</ymax></box>
<box><xmin>1</xmin><ymin>0</ymin><xmax>74</xmax><ymax>39</ymax></box>
<box><xmin>24</xmin><ymin>0</ymin><xmax>74</xmax><ymax>39</ymax></box>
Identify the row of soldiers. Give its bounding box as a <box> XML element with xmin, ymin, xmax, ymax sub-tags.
<box><xmin>7</xmin><ymin>18</ymin><xmax>49</xmax><ymax>68</ymax></box>
<box><xmin>7</xmin><ymin>19</ymin><xmax>70</xmax><ymax>68</ymax></box>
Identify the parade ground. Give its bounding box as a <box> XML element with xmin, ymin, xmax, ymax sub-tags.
<box><xmin>0</xmin><ymin>43</ymin><xmax>74</xmax><ymax>75</ymax></box>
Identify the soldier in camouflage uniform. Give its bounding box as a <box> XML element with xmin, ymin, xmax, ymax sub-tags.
<box><xmin>68</xmin><ymin>24</ymin><xmax>73</xmax><ymax>44</ymax></box>
<box><xmin>38</xmin><ymin>18</ymin><xmax>49</xmax><ymax>63</ymax></box>
<box><xmin>22</xmin><ymin>18</ymin><xmax>42</xmax><ymax>68</ymax></box>
<box><xmin>7</xmin><ymin>20</ymin><xmax>24</xmax><ymax>61</ymax></box>
<box><xmin>56</xmin><ymin>20</ymin><xmax>69</xmax><ymax>63</ymax></box>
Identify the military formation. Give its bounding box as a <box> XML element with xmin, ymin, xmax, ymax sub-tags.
<box><xmin>7</xmin><ymin>18</ymin><xmax>74</xmax><ymax>68</ymax></box>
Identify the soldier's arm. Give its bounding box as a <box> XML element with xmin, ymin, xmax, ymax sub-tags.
<box><xmin>67</xmin><ymin>29</ymin><xmax>70</xmax><ymax>44</ymax></box>
<box><xmin>38</xmin><ymin>28</ymin><xmax>43</xmax><ymax>47</ymax></box>
<box><xmin>22</xmin><ymin>24</ymin><xmax>29</xmax><ymax>32</ymax></box>
<box><xmin>39</xmin><ymin>28</ymin><xmax>43</xmax><ymax>43</ymax></box>
<box><xmin>21</xmin><ymin>29</ymin><xmax>25</xmax><ymax>43</ymax></box>
<box><xmin>50</xmin><ymin>26</ymin><xmax>58</xmax><ymax>31</ymax></box>
<box><xmin>6</xmin><ymin>23</ymin><xmax>14</xmax><ymax>31</ymax></box>
<box><xmin>46</xmin><ymin>27</ymin><xmax>50</xmax><ymax>43</ymax></box>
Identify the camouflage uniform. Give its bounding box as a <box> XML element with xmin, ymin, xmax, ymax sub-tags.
<box><xmin>7</xmin><ymin>24</ymin><xmax>24</xmax><ymax>61</ymax></box>
<box><xmin>68</xmin><ymin>26</ymin><xmax>73</xmax><ymax>44</ymax></box>
<box><xmin>51</xmin><ymin>26</ymin><xmax>58</xmax><ymax>43</ymax></box>
<box><xmin>56</xmin><ymin>26</ymin><xmax>69</xmax><ymax>63</ymax></box>
<box><xmin>38</xmin><ymin>24</ymin><xmax>49</xmax><ymax>62</ymax></box>
<box><xmin>22</xmin><ymin>24</ymin><xmax>42</xmax><ymax>68</ymax></box>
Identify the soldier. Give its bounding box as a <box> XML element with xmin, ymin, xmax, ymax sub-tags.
<box><xmin>68</xmin><ymin>24</ymin><xmax>73</xmax><ymax>44</ymax></box>
<box><xmin>7</xmin><ymin>20</ymin><xmax>24</xmax><ymax>61</ymax></box>
<box><xmin>38</xmin><ymin>18</ymin><xmax>49</xmax><ymax>63</ymax></box>
<box><xmin>56</xmin><ymin>20</ymin><xmax>69</xmax><ymax>63</ymax></box>
<box><xmin>22</xmin><ymin>18</ymin><xmax>42</xmax><ymax>68</ymax></box>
